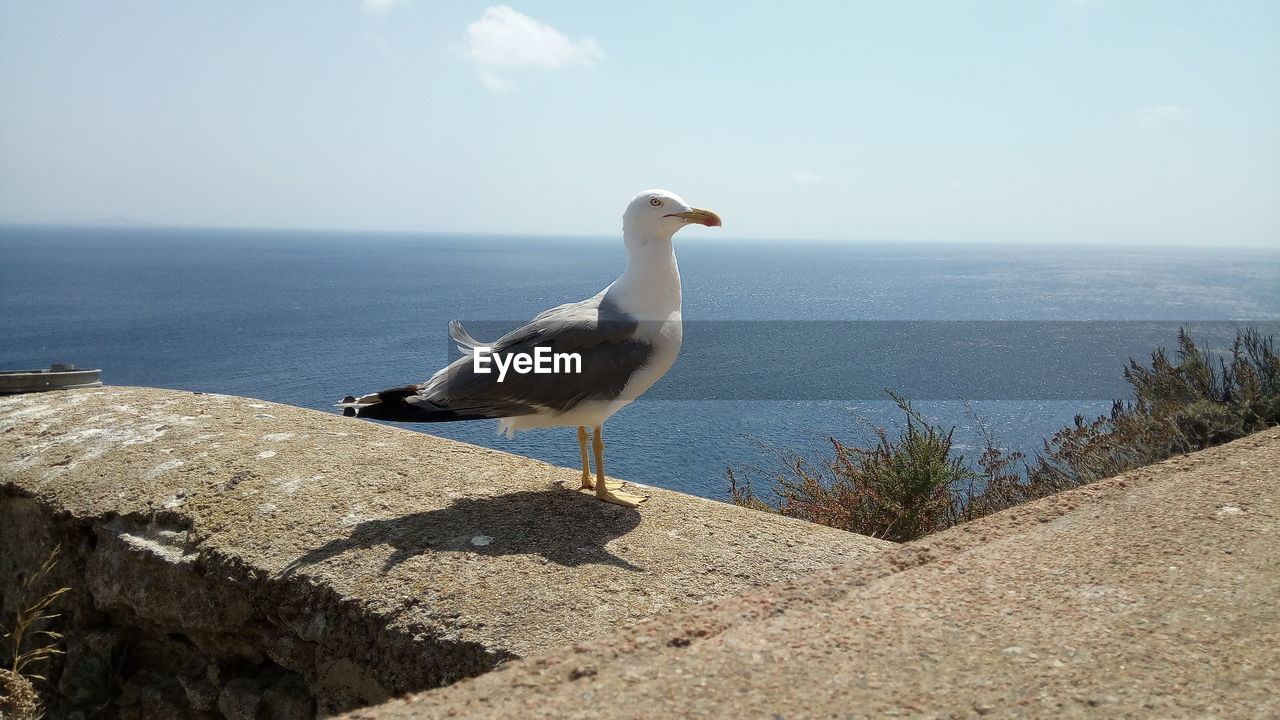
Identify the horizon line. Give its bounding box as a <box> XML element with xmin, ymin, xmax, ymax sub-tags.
<box><xmin>0</xmin><ymin>219</ymin><xmax>1276</xmax><ymax>250</ymax></box>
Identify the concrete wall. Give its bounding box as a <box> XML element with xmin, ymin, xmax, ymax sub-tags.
<box><xmin>0</xmin><ymin>387</ymin><xmax>889</xmax><ymax>718</ymax></box>
<box><xmin>344</xmin><ymin>426</ymin><xmax>1280</xmax><ymax>720</ymax></box>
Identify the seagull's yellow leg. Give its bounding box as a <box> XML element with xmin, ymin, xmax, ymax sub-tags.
<box><xmin>577</xmin><ymin>425</ymin><xmax>623</xmax><ymax>491</ymax></box>
<box><xmin>592</xmin><ymin>425</ymin><xmax>648</xmax><ymax>507</ymax></box>
<box><xmin>577</xmin><ymin>426</ymin><xmax>592</xmax><ymax>489</ymax></box>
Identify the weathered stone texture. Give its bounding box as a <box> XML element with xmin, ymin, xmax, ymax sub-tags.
<box><xmin>343</xmin><ymin>426</ymin><xmax>1280</xmax><ymax>720</ymax></box>
<box><xmin>0</xmin><ymin>387</ymin><xmax>888</xmax><ymax>718</ymax></box>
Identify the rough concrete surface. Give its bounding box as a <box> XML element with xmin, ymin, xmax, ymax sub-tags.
<box><xmin>0</xmin><ymin>387</ymin><xmax>890</xmax><ymax>717</ymax></box>
<box><xmin>343</xmin><ymin>427</ymin><xmax>1280</xmax><ymax>720</ymax></box>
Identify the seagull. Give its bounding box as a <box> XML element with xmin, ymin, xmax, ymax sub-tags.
<box><xmin>338</xmin><ymin>190</ymin><xmax>721</xmax><ymax>507</ymax></box>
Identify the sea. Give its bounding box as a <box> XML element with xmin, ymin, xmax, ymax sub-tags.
<box><xmin>2</xmin><ymin>225</ymin><xmax>1277</xmax><ymax>500</ymax></box>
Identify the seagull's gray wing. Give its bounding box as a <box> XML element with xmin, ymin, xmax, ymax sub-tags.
<box><xmin>408</xmin><ymin>293</ymin><xmax>656</xmax><ymax>419</ymax></box>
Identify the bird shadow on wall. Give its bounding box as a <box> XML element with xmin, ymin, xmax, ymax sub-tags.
<box><xmin>281</xmin><ymin>486</ymin><xmax>645</xmax><ymax>576</ymax></box>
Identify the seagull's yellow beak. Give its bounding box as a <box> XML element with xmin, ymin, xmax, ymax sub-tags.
<box><xmin>665</xmin><ymin>208</ymin><xmax>723</xmax><ymax>227</ymax></box>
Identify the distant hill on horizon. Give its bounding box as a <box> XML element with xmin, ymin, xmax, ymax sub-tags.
<box><xmin>75</xmin><ymin>216</ymin><xmax>149</xmax><ymax>227</ymax></box>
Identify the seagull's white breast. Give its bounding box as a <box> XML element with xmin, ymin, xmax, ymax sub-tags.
<box><xmin>615</xmin><ymin>309</ymin><xmax>682</xmax><ymax>404</ymax></box>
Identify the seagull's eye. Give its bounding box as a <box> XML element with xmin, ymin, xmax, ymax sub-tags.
<box><xmin>649</xmin><ymin>198</ymin><xmax>662</xmax><ymax>207</ymax></box>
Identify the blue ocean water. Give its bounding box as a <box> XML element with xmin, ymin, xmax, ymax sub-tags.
<box><xmin>2</xmin><ymin>225</ymin><xmax>1277</xmax><ymax>499</ymax></box>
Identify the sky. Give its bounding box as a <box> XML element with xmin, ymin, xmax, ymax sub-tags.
<box><xmin>1</xmin><ymin>1</ymin><xmax>1278</xmax><ymax>244</ymax></box>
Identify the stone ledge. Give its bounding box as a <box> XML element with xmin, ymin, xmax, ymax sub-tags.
<box><xmin>343</xmin><ymin>426</ymin><xmax>1280</xmax><ymax>720</ymax></box>
<box><xmin>0</xmin><ymin>386</ymin><xmax>890</xmax><ymax>717</ymax></box>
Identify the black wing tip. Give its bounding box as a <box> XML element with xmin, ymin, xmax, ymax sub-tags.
<box><xmin>340</xmin><ymin>387</ymin><xmax>493</xmax><ymax>423</ymax></box>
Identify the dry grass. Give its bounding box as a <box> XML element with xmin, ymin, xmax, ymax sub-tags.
<box><xmin>1</xmin><ymin>545</ymin><xmax>71</xmax><ymax>720</ymax></box>
<box><xmin>0</xmin><ymin>669</ymin><xmax>40</xmax><ymax>720</ymax></box>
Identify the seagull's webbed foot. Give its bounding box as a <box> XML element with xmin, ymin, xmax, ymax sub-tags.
<box><xmin>595</xmin><ymin>485</ymin><xmax>650</xmax><ymax>508</ymax></box>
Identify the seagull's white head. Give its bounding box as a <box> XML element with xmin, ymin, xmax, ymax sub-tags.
<box><xmin>622</xmin><ymin>189</ymin><xmax>721</xmax><ymax>245</ymax></box>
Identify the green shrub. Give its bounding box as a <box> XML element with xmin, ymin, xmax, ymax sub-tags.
<box><xmin>1031</xmin><ymin>327</ymin><xmax>1280</xmax><ymax>487</ymax></box>
<box><xmin>729</xmin><ymin>392</ymin><xmax>977</xmax><ymax>542</ymax></box>
<box><xmin>729</xmin><ymin>327</ymin><xmax>1280</xmax><ymax>542</ymax></box>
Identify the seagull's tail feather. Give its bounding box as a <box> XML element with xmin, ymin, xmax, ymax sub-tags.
<box><xmin>336</xmin><ymin>386</ymin><xmax>493</xmax><ymax>423</ymax></box>
<box><xmin>448</xmin><ymin>320</ymin><xmax>485</xmax><ymax>356</ymax></box>
<box><xmin>337</xmin><ymin>395</ymin><xmax>366</xmax><ymax>417</ymax></box>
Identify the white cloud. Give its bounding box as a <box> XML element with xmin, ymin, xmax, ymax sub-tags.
<box><xmin>464</xmin><ymin>5</ymin><xmax>603</xmax><ymax>91</ymax></box>
<box><xmin>789</xmin><ymin>170</ymin><xmax>823</xmax><ymax>184</ymax></box>
<box><xmin>1140</xmin><ymin>103</ymin><xmax>1188</xmax><ymax>127</ymax></box>
<box><xmin>362</xmin><ymin>0</ymin><xmax>405</xmax><ymax>13</ymax></box>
